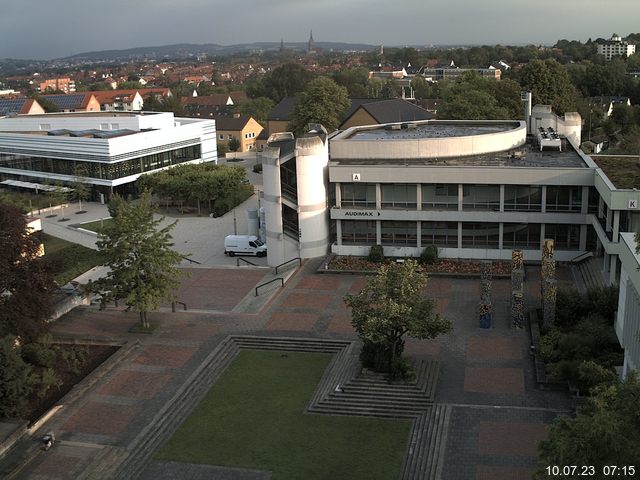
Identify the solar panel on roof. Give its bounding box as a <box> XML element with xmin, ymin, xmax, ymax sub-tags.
<box><xmin>0</xmin><ymin>98</ymin><xmax>27</xmax><ymax>116</ymax></box>
<box><xmin>42</xmin><ymin>94</ymin><xmax>85</xmax><ymax>109</ymax></box>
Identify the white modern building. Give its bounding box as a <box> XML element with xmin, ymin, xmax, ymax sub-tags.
<box><xmin>597</xmin><ymin>34</ymin><xmax>636</xmax><ymax>60</ymax></box>
<box><xmin>615</xmin><ymin>233</ymin><xmax>640</xmax><ymax>378</ymax></box>
<box><xmin>261</xmin><ymin>107</ymin><xmax>640</xmax><ymax>374</ymax></box>
<box><xmin>0</xmin><ymin>111</ymin><xmax>216</xmax><ymax>199</ymax></box>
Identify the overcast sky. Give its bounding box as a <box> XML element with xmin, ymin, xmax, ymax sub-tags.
<box><xmin>1</xmin><ymin>0</ymin><xmax>639</xmax><ymax>60</ymax></box>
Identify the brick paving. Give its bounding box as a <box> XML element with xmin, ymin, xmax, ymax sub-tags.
<box><xmin>7</xmin><ymin>261</ymin><xmax>578</xmax><ymax>480</ymax></box>
<box><xmin>133</xmin><ymin>345</ymin><xmax>198</xmax><ymax>368</ymax></box>
<box><xmin>464</xmin><ymin>367</ymin><xmax>526</xmax><ymax>395</ymax></box>
<box><xmin>478</xmin><ymin>421</ymin><xmax>548</xmax><ymax>456</ymax></box>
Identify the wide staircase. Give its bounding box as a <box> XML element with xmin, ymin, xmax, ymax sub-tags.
<box><xmin>80</xmin><ymin>335</ymin><xmax>449</xmax><ymax>480</ymax></box>
<box><xmin>574</xmin><ymin>256</ymin><xmax>605</xmax><ymax>293</ymax></box>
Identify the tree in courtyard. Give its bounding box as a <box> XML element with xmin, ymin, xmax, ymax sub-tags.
<box><xmin>88</xmin><ymin>191</ymin><xmax>185</xmax><ymax>328</ymax></box>
<box><xmin>72</xmin><ymin>165</ymin><xmax>91</xmax><ymax>212</ymax></box>
<box><xmin>0</xmin><ymin>202</ymin><xmax>54</xmax><ymax>341</ymax></box>
<box><xmin>239</xmin><ymin>96</ymin><xmax>275</xmax><ymax>126</ymax></box>
<box><xmin>0</xmin><ymin>336</ymin><xmax>39</xmax><ymax>418</ymax></box>
<box><xmin>288</xmin><ymin>76</ymin><xmax>350</xmax><ymax>135</ymax></box>
<box><xmin>535</xmin><ymin>372</ymin><xmax>640</xmax><ymax>478</ymax></box>
<box><xmin>344</xmin><ymin>259</ymin><xmax>452</xmax><ymax>378</ymax></box>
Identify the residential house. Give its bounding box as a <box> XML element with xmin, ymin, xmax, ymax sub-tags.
<box><xmin>589</xmin><ymin>96</ymin><xmax>632</xmax><ymax>119</ymax></box>
<box><xmin>339</xmin><ymin>99</ymin><xmax>434</xmax><ymax>130</ymax></box>
<box><xmin>0</xmin><ymin>98</ymin><xmax>45</xmax><ymax>116</ymax></box>
<box><xmin>39</xmin><ymin>93</ymin><xmax>101</xmax><ymax>112</ymax></box>
<box><xmin>214</xmin><ymin>114</ymin><xmax>263</xmax><ymax>152</ymax></box>
<box><xmin>182</xmin><ymin>93</ymin><xmax>243</xmax><ymax>118</ymax></box>
<box><xmin>91</xmin><ymin>90</ymin><xmax>144</xmax><ymax>111</ymax></box>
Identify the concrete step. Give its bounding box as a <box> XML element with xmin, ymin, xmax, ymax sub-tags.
<box><xmin>310</xmin><ymin>403</ymin><xmax>422</xmax><ymax>419</ymax></box>
<box><xmin>324</xmin><ymin>393</ymin><xmax>431</xmax><ymax>408</ymax></box>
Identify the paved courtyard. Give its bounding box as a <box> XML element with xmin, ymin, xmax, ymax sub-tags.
<box><xmin>3</xmin><ymin>260</ymin><xmax>576</xmax><ymax>480</ymax></box>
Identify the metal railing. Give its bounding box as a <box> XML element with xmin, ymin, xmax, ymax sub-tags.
<box><xmin>171</xmin><ymin>301</ymin><xmax>187</xmax><ymax>312</ymax></box>
<box><xmin>255</xmin><ymin>278</ymin><xmax>284</xmax><ymax>296</ymax></box>
<box><xmin>275</xmin><ymin>257</ymin><xmax>301</xmax><ymax>274</ymax></box>
<box><xmin>182</xmin><ymin>255</ymin><xmax>201</xmax><ymax>265</ymax></box>
<box><xmin>237</xmin><ymin>257</ymin><xmax>258</xmax><ymax>267</ymax></box>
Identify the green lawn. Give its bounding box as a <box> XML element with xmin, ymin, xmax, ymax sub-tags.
<box><xmin>157</xmin><ymin>350</ymin><xmax>411</xmax><ymax>480</ymax></box>
<box><xmin>77</xmin><ymin>218</ymin><xmax>113</xmax><ymax>233</ymax></box>
<box><xmin>41</xmin><ymin>233</ymin><xmax>105</xmax><ymax>285</ymax></box>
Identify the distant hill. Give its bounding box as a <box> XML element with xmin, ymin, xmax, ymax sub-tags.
<box><xmin>62</xmin><ymin>42</ymin><xmax>379</xmax><ymax>61</ymax></box>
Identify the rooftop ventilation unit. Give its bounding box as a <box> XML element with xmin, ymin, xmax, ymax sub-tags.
<box><xmin>537</xmin><ymin>127</ymin><xmax>562</xmax><ymax>151</ymax></box>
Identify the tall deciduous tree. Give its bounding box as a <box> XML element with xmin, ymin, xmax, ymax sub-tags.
<box><xmin>0</xmin><ymin>202</ymin><xmax>54</xmax><ymax>341</ymax></box>
<box><xmin>288</xmin><ymin>76</ymin><xmax>350</xmax><ymax>135</ymax></box>
<box><xmin>518</xmin><ymin>59</ymin><xmax>578</xmax><ymax>114</ymax></box>
<box><xmin>535</xmin><ymin>372</ymin><xmax>640</xmax><ymax>478</ymax></box>
<box><xmin>344</xmin><ymin>259</ymin><xmax>451</xmax><ymax>377</ymax></box>
<box><xmin>88</xmin><ymin>191</ymin><xmax>185</xmax><ymax>328</ymax></box>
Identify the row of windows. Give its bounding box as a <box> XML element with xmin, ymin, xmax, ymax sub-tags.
<box><xmin>0</xmin><ymin>145</ymin><xmax>201</xmax><ymax>181</ymax></box>
<box><xmin>340</xmin><ymin>184</ymin><xmax>586</xmax><ymax>213</ymax></box>
<box><xmin>341</xmin><ymin>221</ymin><xmax>581</xmax><ymax>250</ymax></box>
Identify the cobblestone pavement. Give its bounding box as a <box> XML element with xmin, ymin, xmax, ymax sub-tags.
<box><xmin>7</xmin><ymin>259</ymin><xmax>575</xmax><ymax>479</ymax></box>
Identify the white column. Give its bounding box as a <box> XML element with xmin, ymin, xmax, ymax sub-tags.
<box><xmin>262</xmin><ymin>147</ymin><xmax>284</xmax><ymax>267</ymax></box>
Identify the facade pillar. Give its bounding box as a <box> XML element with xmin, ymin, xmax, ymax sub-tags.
<box><xmin>541</xmin><ymin>185</ymin><xmax>547</xmax><ymax>213</ymax></box>
<box><xmin>336</xmin><ymin>220</ymin><xmax>342</xmax><ymax>246</ymax></box>
<box><xmin>416</xmin><ymin>221</ymin><xmax>422</xmax><ymax>249</ymax></box>
<box><xmin>579</xmin><ymin>224</ymin><xmax>587</xmax><ymax>251</ymax></box>
<box><xmin>458</xmin><ymin>184</ymin><xmax>463</xmax><ymax>211</ymax></box>
<box><xmin>416</xmin><ymin>184</ymin><xmax>422</xmax><ymax>211</ymax></box>
<box><xmin>335</xmin><ymin>183</ymin><xmax>341</xmax><ymax>207</ymax></box>
<box><xmin>613</xmin><ymin>210</ymin><xmax>620</xmax><ymax>242</ymax></box>
<box><xmin>581</xmin><ymin>185</ymin><xmax>589</xmax><ymax>215</ymax></box>
<box><xmin>499</xmin><ymin>185</ymin><xmax>505</xmax><ymax>212</ymax></box>
<box><xmin>498</xmin><ymin>223</ymin><xmax>504</xmax><ymax>250</ymax></box>
<box><xmin>375</xmin><ymin>183</ymin><xmax>381</xmax><ymax>209</ymax></box>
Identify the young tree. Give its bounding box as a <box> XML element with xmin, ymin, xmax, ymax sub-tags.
<box><xmin>239</xmin><ymin>97</ymin><xmax>275</xmax><ymax>126</ymax></box>
<box><xmin>344</xmin><ymin>259</ymin><xmax>452</xmax><ymax>377</ymax></box>
<box><xmin>535</xmin><ymin>372</ymin><xmax>640</xmax><ymax>478</ymax></box>
<box><xmin>228</xmin><ymin>136</ymin><xmax>241</xmax><ymax>152</ymax></box>
<box><xmin>88</xmin><ymin>191</ymin><xmax>185</xmax><ymax>328</ymax></box>
<box><xmin>72</xmin><ymin>165</ymin><xmax>91</xmax><ymax>212</ymax></box>
<box><xmin>288</xmin><ymin>76</ymin><xmax>350</xmax><ymax>135</ymax></box>
<box><xmin>0</xmin><ymin>202</ymin><xmax>54</xmax><ymax>341</ymax></box>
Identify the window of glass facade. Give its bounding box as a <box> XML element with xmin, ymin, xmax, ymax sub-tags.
<box><xmin>503</xmin><ymin>223</ymin><xmax>541</xmax><ymax>249</ymax></box>
<box><xmin>381</xmin><ymin>221</ymin><xmax>416</xmax><ymax>246</ymax></box>
<box><xmin>341</xmin><ymin>183</ymin><xmax>376</xmax><ymax>208</ymax></box>
<box><xmin>462</xmin><ymin>185</ymin><xmax>500</xmax><ymax>211</ymax></box>
<box><xmin>504</xmin><ymin>186</ymin><xmax>542</xmax><ymax>211</ymax></box>
<box><xmin>341</xmin><ymin>220</ymin><xmax>377</xmax><ymax>245</ymax></box>
<box><xmin>544</xmin><ymin>224</ymin><xmax>580</xmax><ymax>250</ymax></box>
<box><xmin>588</xmin><ymin>186</ymin><xmax>599</xmax><ymax>214</ymax></box>
<box><xmin>279</xmin><ymin>160</ymin><xmax>297</xmax><ymax>200</ymax></box>
<box><xmin>546</xmin><ymin>186</ymin><xmax>582</xmax><ymax>212</ymax></box>
<box><xmin>461</xmin><ymin>222</ymin><xmax>500</xmax><ymax>248</ymax></box>
<box><xmin>381</xmin><ymin>183</ymin><xmax>417</xmax><ymax>209</ymax></box>
<box><xmin>421</xmin><ymin>221</ymin><xmax>458</xmax><ymax>247</ymax></box>
<box><xmin>422</xmin><ymin>184</ymin><xmax>458</xmax><ymax>210</ymax></box>
<box><xmin>0</xmin><ymin>145</ymin><xmax>201</xmax><ymax>181</ymax></box>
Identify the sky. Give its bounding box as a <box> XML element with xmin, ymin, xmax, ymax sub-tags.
<box><xmin>1</xmin><ymin>0</ymin><xmax>640</xmax><ymax>60</ymax></box>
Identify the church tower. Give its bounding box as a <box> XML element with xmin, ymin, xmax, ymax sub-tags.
<box><xmin>308</xmin><ymin>30</ymin><xmax>316</xmax><ymax>54</ymax></box>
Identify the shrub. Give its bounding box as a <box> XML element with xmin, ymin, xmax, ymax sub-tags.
<box><xmin>368</xmin><ymin>244</ymin><xmax>384</xmax><ymax>263</ymax></box>
<box><xmin>22</xmin><ymin>342</ymin><xmax>57</xmax><ymax>368</ymax></box>
<box><xmin>555</xmin><ymin>288</ymin><xmax>587</xmax><ymax>328</ymax></box>
<box><xmin>577</xmin><ymin>360</ymin><xmax>618</xmax><ymax>394</ymax></box>
<box><xmin>419</xmin><ymin>245</ymin><xmax>439</xmax><ymax>265</ymax></box>
<box><xmin>37</xmin><ymin>368</ymin><xmax>62</xmax><ymax>398</ymax></box>
<box><xmin>586</xmin><ymin>285</ymin><xmax>619</xmax><ymax>321</ymax></box>
<box><xmin>252</xmin><ymin>163</ymin><xmax>263</xmax><ymax>173</ymax></box>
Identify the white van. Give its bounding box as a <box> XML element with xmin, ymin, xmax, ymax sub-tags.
<box><xmin>224</xmin><ymin>235</ymin><xmax>267</xmax><ymax>257</ymax></box>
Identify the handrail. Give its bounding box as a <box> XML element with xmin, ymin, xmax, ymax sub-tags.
<box><xmin>237</xmin><ymin>257</ymin><xmax>258</xmax><ymax>267</ymax></box>
<box><xmin>570</xmin><ymin>251</ymin><xmax>593</xmax><ymax>264</ymax></box>
<box><xmin>171</xmin><ymin>301</ymin><xmax>187</xmax><ymax>312</ymax></box>
<box><xmin>255</xmin><ymin>278</ymin><xmax>284</xmax><ymax>296</ymax></box>
<box><xmin>275</xmin><ymin>257</ymin><xmax>301</xmax><ymax>274</ymax></box>
<box><xmin>182</xmin><ymin>255</ymin><xmax>201</xmax><ymax>265</ymax></box>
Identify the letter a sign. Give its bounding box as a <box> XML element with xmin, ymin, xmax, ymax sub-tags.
<box><xmin>352</xmin><ymin>173</ymin><xmax>361</xmax><ymax>182</ymax></box>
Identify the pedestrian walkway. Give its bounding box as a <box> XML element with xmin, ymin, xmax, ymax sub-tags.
<box><xmin>1</xmin><ymin>260</ymin><xmax>576</xmax><ymax>480</ymax></box>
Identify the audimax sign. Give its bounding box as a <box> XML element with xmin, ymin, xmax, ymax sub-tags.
<box><xmin>343</xmin><ymin>211</ymin><xmax>381</xmax><ymax>217</ymax></box>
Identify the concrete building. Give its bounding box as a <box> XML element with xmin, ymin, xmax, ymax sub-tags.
<box><xmin>260</xmin><ymin>108</ymin><xmax>640</xmax><ymax>374</ymax></box>
<box><xmin>597</xmin><ymin>34</ymin><xmax>636</xmax><ymax>60</ymax></box>
<box><xmin>0</xmin><ymin>111</ymin><xmax>216</xmax><ymax>200</ymax></box>
<box><xmin>615</xmin><ymin>233</ymin><xmax>640</xmax><ymax>377</ymax></box>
